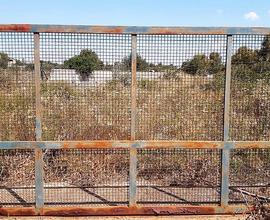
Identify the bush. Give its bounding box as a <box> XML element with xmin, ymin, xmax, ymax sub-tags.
<box><xmin>0</xmin><ymin>69</ymin><xmax>12</xmax><ymax>89</ymax></box>
<box><xmin>111</xmin><ymin>72</ymin><xmax>131</xmax><ymax>87</ymax></box>
<box><xmin>0</xmin><ymin>52</ymin><xmax>9</xmax><ymax>69</ymax></box>
<box><xmin>232</xmin><ymin>64</ymin><xmax>259</xmax><ymax>90</ymax></box>
<box><xmin>181</xmin><ymin>52</ymin><xmax>224</xmax><ymax>75</ymax></box>
<box><xmin>64</xmin><ymin>49</ymin><xmax>104</xmax><ymax>81</ymax></box>
<box><xmin>120</xmin><ymin>54</ymin><xmax>150</xmax><ymax>71</ymax></box>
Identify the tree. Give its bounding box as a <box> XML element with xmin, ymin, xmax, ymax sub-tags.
<box><xmin>232</xmin><ymin>64</ymin><xmax>258</xmax><ymax>84</ymax></box>
<box><xmin>208</xmin><ymin>52</ymin><xmax>224</xmax><ymax>74</ymax></box>
<box><xmin>120</xmin><ymin>54</ymin><xmax>149</xmax><ymax>71</ymax></box>
<box><xmin>258</xmin><ymin>36</ymin><xmax>270</xmax><ymax>61</ymax></box>
<box><xmin>41</xmin><ymin>61</ymin><xmax>61</xmax><ymax>80</ymax></box>
<box><xmin>232</xmin><ymin>46</ymin><xmax>259</xmax><ymax>65</ymax></box>
<box><xmin>64</xmin><ymin>49</ymin><xmax>103</xmax><ymax>81</ymax></box>
<box><xmin>182</xmin><ymin>54</ymin><xmax>208</xmax><ymax>75</ymax></box>
<box><xmin>0</xmin><ymin>52</ymin><xmax>9</xmax><ymax>69</ymax></box>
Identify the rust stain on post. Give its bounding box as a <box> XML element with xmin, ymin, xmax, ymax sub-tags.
<box><xmin>0</xmin><ymin>207</ymin><xmax>36</xmax><ymax>216</ymax></box>
<box><xmin>0</xmin><ymin>24</ymin><xmax>31</xmax><ymax>32</ymax></box>
<box><xmin>91</xmin><ymin>26</ymin><xmax>125</xmax><ymax>34</ymax></box>
<box><xmin>62</xmin><ymin>141</ymin><xmax>128</xmax><ymax>149</ymax></box>
<box><xmin>140</xmin><ymin>141</ymin><xmax>222</xmax><ymax>149</ymax></box>
<box><xmin>148</xmin><ymin>27</ymin><xmax>227</xmax><ymax>35</ymax></box>
<box><xmin>33</xmin><ymin>26</ymin><xmax>126</xmax><ymax>34</ymax></box>
<box><xmin>0</xmin><ymin>205</ymin><xmax>250</xmax><ymax>216</ymax></box>
<box><xmin>233</xmin><ymin>141</ymin><xmax>270</xmax><ymax>149</ymax></box>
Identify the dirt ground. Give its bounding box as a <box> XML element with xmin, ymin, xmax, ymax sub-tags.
<box><xmin>0</xmin><ymin>215</ymin><xmax>247</xmax><ymax>220</ymax></box>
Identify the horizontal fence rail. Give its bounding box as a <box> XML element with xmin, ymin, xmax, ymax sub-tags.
<box><xmin>1</xmin><ymin>24</ymin><xmax>270</xmax><ymax>34</ymax></box>
<box><xmin>0</xmin><ymin>24</ymin><xmax>269</xmax><ymax>216</ymax></box>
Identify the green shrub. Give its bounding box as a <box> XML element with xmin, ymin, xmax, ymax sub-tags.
<box><xmin>64</xmin><ymin>49</ymin><xmax>104</xmax><ymax>81</ymax></box>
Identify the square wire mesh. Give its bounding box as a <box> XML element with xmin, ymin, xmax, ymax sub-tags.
<box><xmin>43</xmin><ymin>149</ymin><xmax>129</xmax><ymax>206</ymax></box>
<box><xmin>229</xmin><ymin>149</ymin><xmax>270</xmax><ymax>203</ymax></box>
<box><xmin>0</xmin><ymin>149</ymin><xmax>35</xmax><ymax>207</ymax></box>
<box><xmin>136</xmin><ymin>35</ymin><xmax>227</xmax><ymax>140</ymax></box>
<box><xmin>0</xmin><ymin>32</ymin><xmax>35</xmax><ymax>141</ymax></box>
<box><xmin>137</xmin><ymin>148</ymin><xmax>221</xmax><ymax>205</ymax></box>
<box><xmin>230</xmin><ymin>35</ymin><xmax>270</xmax><ymax>141</ymax></box>
<box><xmin>40</xmin><ymin>33</ymin><xmax>131</xmax><ymax>141</ymax></box>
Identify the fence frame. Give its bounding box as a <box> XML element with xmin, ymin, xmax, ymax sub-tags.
<box><xmin>0</xmin><ymin>24</ymin><xmax>270</xmax><ymax>216</ymax></box>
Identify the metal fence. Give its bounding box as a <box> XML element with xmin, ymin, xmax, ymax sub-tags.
<box><xmin>0</xmin><ymin>25</ymin><xmax>270</xmax><ymax>216</ymax></box>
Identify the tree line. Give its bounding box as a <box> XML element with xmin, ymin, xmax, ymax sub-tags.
<box><xmin>0</xmin><ymin>36</ymin><xmax>270</xmax><ymax>83</ymax></box>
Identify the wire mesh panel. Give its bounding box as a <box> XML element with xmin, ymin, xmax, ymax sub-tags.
<box><xmin>0</xmin><ymin>149</ymin><xmax>35</xmax><ymax>207</ymax></box>
<box><xmin>43</xmin><ymin>149</ymin><xmax>129</xmax><ymax>206</ymax></box>
<box><xmin>229</xmin><ymin>149</ymin><xmax>270</xmax><ymax>203</ymax></box>
<box><xmin>230</xmin><ymin>35</ymin><xmax>270</xmax><ymax>141</ymax></box>
<box><xmin>40</xmin><ymin>33</ymin><xmax>131</xmax><ymax>141</ymax></box>
<box><xmin>137</xmin><ymin>148</ymin><xmax>221</xmax><ymax>205</ymax></box>
<box><xmin>0</xmin><ymin>32</ymin><xmax>35</xmax><ymax>141</ymax></box>
<box><xmin>136</xmin><ymin>35</ymin><xmax>227</xmax><ymax>140</ymax></box>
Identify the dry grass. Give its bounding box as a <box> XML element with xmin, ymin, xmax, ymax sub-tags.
<box><xmin>0</xmin><ymin>69</ymin><xmax>269</xmax><ymax>201</ymax></box>
<box><xmin>1</xmin><ymin>69</ymin><xmax>270</xmax><ymax>141</ymax></box>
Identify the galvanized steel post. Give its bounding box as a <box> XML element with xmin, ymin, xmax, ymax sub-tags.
<box><xmin>34</xmin><ymin>32</ymin><xmax>44</xmax><ymax>210</ymax></box>
<box><xmin>221</xmin><ymin>35</ymin><xmax>233</xmax><ymax>207</ymax></box>
<box><xmin>129</xmin><ymin>34</ymin><xmax>138</xmax><ymax>206</ymax></box>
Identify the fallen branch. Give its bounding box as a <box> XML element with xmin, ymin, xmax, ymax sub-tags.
<box><xmin>231</xmin><ymin>187</ymin><xmax>270</xmax><ymax>202</ymax></box>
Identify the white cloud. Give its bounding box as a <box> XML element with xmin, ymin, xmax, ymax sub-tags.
<box><xmin>268</xmin><ymin>10</ymin><xmax>270</xmax><ymax>15</ymax></box>
<box><xmin>244</xmin><ymin>12</ymin><xmax>259</xmax><ymax>21</ymax></box>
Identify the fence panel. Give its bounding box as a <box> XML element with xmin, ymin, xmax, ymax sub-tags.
<box><xmin>230</xmin><ymin>35</ymin><xmax>270</xmax><ymax>141</ymax></box>
<box><xmin>137</xmin><ymin>148</ymin><xmax>221</xmax><ymax>205</ymax></box>
<box><xmin>229</xmin><ymin>148</ymin><xmax>270</xmax><ymax>203</ymax></box>
<box><xmin>43</xmin><ymin>149</ymin><xmax>129</xmax><ymax>206</ymax></box>
<box><xmin>136</xmin><ymin>35</ymin><xmax>227</xmax><ymax>140</ymax></box>
<box><xmin>40</xmin><ymin>33</ymin><xmax>132</xmax><ymax>141</ymax></box>
<box><xmin>0</xmin><ymin>25</ymin><xmax>270</xmax><ymax>216</ymax></box>
<box><xmin>0</xmin><ymin>149</ymin><xmax>35</xmax><ymax>207</ymax></box>
<box><xmin>0</xmin><ymin>32</ymin><xmax>35</xmax><ymax>141</ymax></box>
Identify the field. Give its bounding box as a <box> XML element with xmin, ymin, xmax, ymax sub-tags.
<box><xmin>1</xmin><ymin>68</ymin><xmax>270</xmax><ymax>141</ymax></box>
<box><xmin>0</xmin><ymin>68</ymin><xmax>269</xmax><ymax>207</ymax></box>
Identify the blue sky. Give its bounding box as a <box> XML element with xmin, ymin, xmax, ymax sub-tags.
<box><xmin>0</xmin><ymin>0</ymin><xmax>270</xmax><ymax>27</ymax></box>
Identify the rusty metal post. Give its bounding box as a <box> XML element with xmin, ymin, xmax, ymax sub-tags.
<box><xmin>34</xmin><ymin>32</ymin><xmax>44</xmax><ymax>210</ymax></box>
<box><xmin>129</xmin><ymin>34</ymin><xmax>138</xmax><ymax>206</ymax></box>
<box><xmin>221</xmin><ymin>35</ymin><xmax>233</xmax><ymax>207</ymax></box>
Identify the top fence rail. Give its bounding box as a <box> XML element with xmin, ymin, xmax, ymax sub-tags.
<box><xmin>1</xmin><ymin>24</ymin><xmax>270</xmax><ymax>35</ymax></box>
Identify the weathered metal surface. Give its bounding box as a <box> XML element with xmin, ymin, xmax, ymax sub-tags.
<box><xmin>220</xmin><ymin>145</ymin><xmax>231</xmax><ymax>207</ymax></box>
<box><xmin>0</xmin><ymin>207</ymin><xmax>36</xmax><ymax>216</ymax></box>
<box><xmin>0</xmin><ymin>141</ymin><xmax>130</xmax><ymax>149</ymax></box>
<box><xmin>34</xmin><ymin>33</ymin><xmax>44</xmax><ymax>210</ymax></box>
<box><xmin>35</xmin><ymin>148</ymin><xmax>44</xmax><ymax>210</ymax></box>
<box><xmin>0</xmin><ymin>205</ymin><xmax>250</xmax><ymax>216</ymax></box>
<box><xmin>1</xmin><ymin>141</ymin><xmax>270</xmax><ymax>150</ymax></box>
<box><xmin>28</xmin><ymin>25</ymin><xmax>270</xmax><ymax>35</ymax></box>
<box><xmin>0</xmin><ymin>24</ymin><xmax>31</xmax><ymax>32</ymax></box>
<box><xmin>0</xmin><ymin>24</ymin><xmax>270</xmax><ymax>34</ymax></box>
<box><xmin>34</xmin><ymin>33</ymin><xmax>42</xmax><ymax>139</ymax></box>
<box><xmin>138</xmin><ymin>141</ymin><xmax>224</xmax><ymax>149</ymax></box>
<box><xmin>223</xmin><ymin>35</ymin><xmax>233</xmax><ymax>142</ymax></box>
<box><xmin>221</xmin><ymin>35</ymin><xmax>233</xmax><ymax>207</ymax></box>
<box><xmin>129</xmin><ymin>34</ymin><xmax>138</xmax><ymax>207</ymax></box>
<box><xmin>129</xmin><ymin>147</ymin><xmax>138</xmax><ymax>206</ymax></box>
<box><xmin>233</xmin><ymin>141</ymin><xmax>270</xmax><ymax>148</ymax></box>
<box><xmin>130</xmin><ymin>34</ymin><xmax>137</xmax><ymax>141</ymax></box>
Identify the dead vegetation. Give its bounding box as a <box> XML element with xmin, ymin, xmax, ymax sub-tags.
<box><xmin>0</xmin><ymin>69</ymin><xmax>269</xmax><ymax>206</ymax></box>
